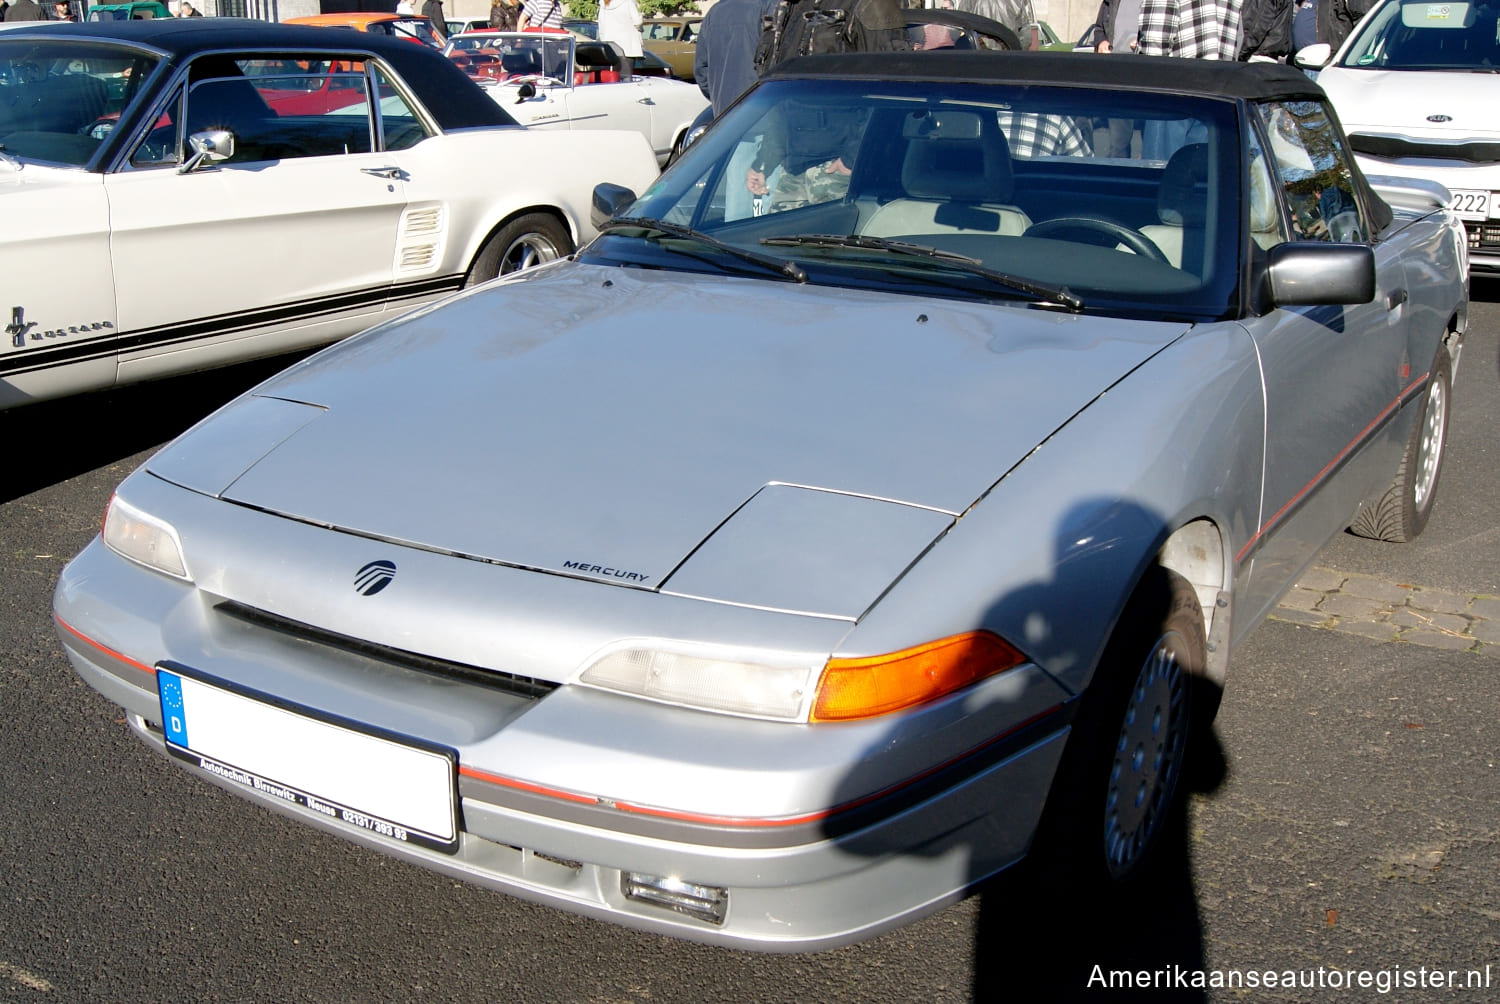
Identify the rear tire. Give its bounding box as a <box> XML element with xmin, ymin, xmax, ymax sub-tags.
<box><xmin>464</xmin><ymin>213</ymin><xmax>572</xmax><ymax>288</ymax></box>
<box><xmin>1040</xmin><ymin>566</ymin><xmax>1207</xmax><ymax>887</ymax></box>
<box><xmin>1349</xmin><ymin>345</ymin><xmax>1451</xmax><ymax>542</ymax></box>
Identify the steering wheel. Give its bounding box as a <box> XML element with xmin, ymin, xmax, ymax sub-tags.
<box><xmin>1023</xmin><ymin>215</ymin><xmax>1169</xmax><ymax>265</ymax></box>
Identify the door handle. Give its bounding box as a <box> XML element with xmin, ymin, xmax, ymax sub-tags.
<box><xmin>636</xmin><ymin>97</ymin><xmax>655</xmax><ymax>105</ymax></box>
<box><xmin>1386</xmin><ymin>288</ymin><xmax>1408</xmax><ymax>311</ymax></box>
<box><xmin>361</xmin><ymin>166</ymin><xmax>406</xmax><ymax>180</ymax></box>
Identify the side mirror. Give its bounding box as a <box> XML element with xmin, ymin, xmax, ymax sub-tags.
<box><xmin>179</xmin><ymin>129</ymin><xmax>234</xmax><ymax>173</ymax></box>
<box><xmin>591</xmin><ymin>182</ymin><xmax>636</xmax><ymax>230</ymax></box>
<box><xmin>515</xmin><ymin>81</ymin><xmax>536</xmax><ymax>102</ymax></box>
<box><xmin>1265</xmin><ymin>242</ymin><xmax>1375</xmax><ymax>307</ymax></box>
<box><xmin>1292</xmin><ymin>43</ymin><xmax>1332</xmax><ymax>69</ymax></box>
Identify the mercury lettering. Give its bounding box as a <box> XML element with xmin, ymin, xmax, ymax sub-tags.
<box><xmin>562</xmin><ymin>560</ymin><xmax>650</xmax><ymax>583</ymax></box>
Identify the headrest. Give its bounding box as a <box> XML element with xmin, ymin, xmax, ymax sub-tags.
<box><xmin>575</xmin><ymin>40</ymin><xmax>632</xmax><ymax>78</ymax></box>
<box><xmin>901</xmin><ymin>119</ymin><xmax>1014</xmax><ymax>203</ymax></box>
<box><xmin>501</xmin><ymin>49</ymin><xmax>541</xmax><ymax>74</ymax></box>
<box><xmin>1157</xmin><ymin>143</ymin><xmax>1209</xmax><ymax>227</ymax></box>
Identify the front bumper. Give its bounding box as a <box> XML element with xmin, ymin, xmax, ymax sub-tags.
<box><xmin>1354</xmin><ymin>153</ymin><xmax>1500</xmax><ymax>271</ymax></box>
<box><xmin>54</xmin><ymin>487</ymin><xmax>1072</xmax><ymax>950</ymax></box>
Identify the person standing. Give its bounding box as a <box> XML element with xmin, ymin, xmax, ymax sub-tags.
<box><xmin>1091</xmin><ymin>0</ymin><xmax>1144</xmax><ymax>157</ymax></box>
<box><xmin>4</xmin><ymin>0</ymin><xmax>46</xmax><ymax>22</ymax></box>
<box><xmin>517</xmin><ymin>0</ymin><xmax>563</xmax><ymax>31</ymax></box>
<box><xmin>1318</xmin><ymin>0</ymin><xmax>1372</xmax><ymax>49</ymax></box>
<box><xmin>422</xmin><ymin>0</ymin><xmax>448</xmax><ymax>39</ymax></box>
<box><xmin>597</xmin><ymin>0</ymin><xmax>644</xmax><ymax>59</ymax></box>
<box><xmin>177</xmin><ymin>1</ymin><xmax>202</xmax><ymax>15</ymax></box>
<box><xmin>1136</xmin><ymin>0</ymin><xmax>1243</xmax><ymax>157</ymax></box>
<box><xmin>489</xmin><ymin>0</ymin><xmax>519</xmax><ymax>31</ymax></box>
<box><xmin>693</xmin><ymin>0</ymin><xmax>776</xmax><ymax>116</ymax></box>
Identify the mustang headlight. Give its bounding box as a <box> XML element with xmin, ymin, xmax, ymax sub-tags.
<box><xmin>102</xmin><ymin>494</ymin><xmax>191</xmax><ymax>581</ymax></box>
<box><xmin>578</xmin><ymin>643</ymin><xmax>818</xmax><ymax>721</ymax></box>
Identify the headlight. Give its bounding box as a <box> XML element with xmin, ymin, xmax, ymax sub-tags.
<box><xmin>578</xmin><ymin>631</ymin><xmax>1030</xmax><ymax>723</ymax></box>
<box><xmin>102</xmin><ymin>494</ymin><xmax>191</xmax><ymax>581</ymax></box>
<box><xmin>811</xmin><ymin>631</ymin><xmax>1027</xmax><ymax>722</ymax></box>
<box><xmin>578</xmin><ymin>642</ymin><xmax>818</xmax><ymax>721</ymax></box>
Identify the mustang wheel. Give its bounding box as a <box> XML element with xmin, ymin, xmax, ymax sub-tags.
<box><xmin>1349</xmin><ymin>345</ymin><xmax>1451</xmax><ymax>542</ymax></box>
<box><xmin>465</xmin><ymin>214</ymin><xmax>572</xmax><ymax>287</ymax></box>
<box><xmin>1042</xmin><ymin>566</ymin><xmax>1206</xmax><ymax>886</ymax></box>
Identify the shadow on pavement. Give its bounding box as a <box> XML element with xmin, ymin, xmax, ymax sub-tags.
<box><xmin>971</xmin><ymin>725</ymin><xmax>1228</xmax><ymax>1002</ymax></box>
<box><xmin>1</xmin><ymin>350</ymin><xmax>313</xmax><ymax>504</ymax></box>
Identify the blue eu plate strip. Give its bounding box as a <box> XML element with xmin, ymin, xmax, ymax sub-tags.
<box><xmin>158</xmin><ymin>669</ymin><xmax>188</xmax><ymax>748</ymax></box>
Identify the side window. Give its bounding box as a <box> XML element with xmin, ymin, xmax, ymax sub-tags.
<box><xmin>1246</xmin><ymin>126</ymin><xmax>1287</xmax><ymax>250</ymax></box>
<box><xmin>372</xmin><ymin>66</ymin><xmax>430</xmax><ymax>151</ymax></box>
<box><xmin>158</xmin><ymin>57</ymin><xmax>376</xmax><ymax>165</ymax></box>
<box><xmin>1255</xmin><ymin>100</ymin><xmax>1366</xmax><ymax>243</ymax></box>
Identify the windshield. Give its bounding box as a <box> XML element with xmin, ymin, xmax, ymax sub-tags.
<box><xmin>0</xmin><ymin>40</ymin><xmax>159</xmax><ymax>166</ymax></box>
<box><xmin>445</xmin><ymin>32</ymin><xmax>571</xmax><ymax>82</ymax></box>
<box><xmin>581</xmin><ymin>78</ymin><xmax>1244</xmax><ymax>319</ymax></box>
<box><xmin>1339</xmin><ymin>0</ymin><xmax>1500</xmax><ymax>69</ymax></box>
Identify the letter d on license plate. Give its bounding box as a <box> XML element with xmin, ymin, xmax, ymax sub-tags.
<box><xmin>157</xmin><ymin>663</ymin><xmax>458</xmax><ymax>854</ymax></box>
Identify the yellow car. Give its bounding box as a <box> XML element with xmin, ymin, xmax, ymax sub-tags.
<box><xmin>641</xmin><ymin>16</ymin><xmax>700</xmax><ymax>81</ymax></box>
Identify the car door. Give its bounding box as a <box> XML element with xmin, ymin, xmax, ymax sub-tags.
<box><xmin>0</xmin><ymin>47</ymin><xmax>127</xmax><ymax>408</ymax></box>
<box><xmin>102</xmin><ymin>56</ymin><xmax>409</xmax><ymax>384</ymax></box>
<box><xmin>1238</xmin><ymin>99</ymin><xmax>1411</xmax><ymax>624</ymax></box>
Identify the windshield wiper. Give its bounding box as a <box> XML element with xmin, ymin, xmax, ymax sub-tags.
<box><xmin>0</xmin><ymin>145</ymin><xmax>23</xmax><ymax>171</ymax></box>
<box><xmin>600</xmin><ymin>216</ymin><xmax>807</xmax><ymax>282</ymax></box>
<box><xmin>760</xmin><ymin>233</ymin><xmax>1084</xmax><ymax>311</ymax></box>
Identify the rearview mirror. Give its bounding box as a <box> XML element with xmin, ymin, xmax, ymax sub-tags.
<box><xmin>515</xmin><ymin>81</ymin><xmax>536</xmax><ymax>102</ymax></box>
<box><xmin>180</xmin><ymin>129</ymin><xmax>234</xmax><ymax>173</ymax></box>
<box><xmin>591</xmin><ymin>183</ymin><xmax>636</xmax><ymax>230</ymax></box>
<box><xmin>1266</xmin><ymin>242</ymin><xmax>1375</xmax><ymax>307</ymax></box>
<box><xmin>1293</xmin><ymin>43</ymin><xmax>1332</xmax><ymax>69</ymax></box>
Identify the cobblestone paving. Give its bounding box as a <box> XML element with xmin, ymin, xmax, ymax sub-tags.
<box><xmin>1274</xmin><ymin>566</ymin><xmax>1500</xmax><ymax>657</ymax></box>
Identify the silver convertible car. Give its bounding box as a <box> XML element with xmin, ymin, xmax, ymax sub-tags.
<box><xmin>55</xmin><ymin>53</ymin><xmax>1467</xmax><ymax>951</ymax></box>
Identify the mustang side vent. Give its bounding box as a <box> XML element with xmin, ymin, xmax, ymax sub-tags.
<box><xmin>399</xmin><ymin>242</ymin><xmax>440</xmax><ymax>270</ymax></box>
<box><xmin>395</xmin><ymin>205</ymin><xmax>446</xmax><ymax>274</ymax></box>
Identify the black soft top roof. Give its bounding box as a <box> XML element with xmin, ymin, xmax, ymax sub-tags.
<box><xmin>769</xmin><ymin>51</ymin><xmax>1328</xmax><ymax>104</ymax></box>
<box><xmin>0</xmin><ymin>18</ymin><xmax>510</xmax><ymax>129</ymax></box>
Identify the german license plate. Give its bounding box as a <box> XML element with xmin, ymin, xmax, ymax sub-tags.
<box><xmin>156</xmin><ymin>663</ymin><xmax>458</xmax><ymax>854</ymax></box>
<box><xmin>1447</xmin><ymin>189</ymin><xmax>1493</xmax><ymax>221</ymax></box>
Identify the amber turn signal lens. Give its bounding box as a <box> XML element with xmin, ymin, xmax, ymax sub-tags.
<box><xmin>811</xmin><ymin>631</ymin><xmax>1027</xmax><ymax>722</ymax></box>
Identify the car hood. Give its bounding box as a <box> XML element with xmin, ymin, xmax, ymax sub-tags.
<box><xmin>149</xmin><ymin>264</ymin><xmax>1188</xmax><ymax>603</ymax></box>
<box><xmin>1319</xmin><ymin>67</ymin><xmax>1498</xmax><ymax>140</ymax></box>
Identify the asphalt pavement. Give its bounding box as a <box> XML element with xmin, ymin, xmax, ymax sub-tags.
<box><xmin>1</xmin><ymin>286</ymin><xmax>1496</xmax><ymax>1003</ymax></box>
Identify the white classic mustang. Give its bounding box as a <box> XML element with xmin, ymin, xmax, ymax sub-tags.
<box><xmin>0</xmin><ymin>19</ymin><xmax>659</xmax><ymax>410</ymax></box>
<box><xmin>447</xmin><ymin>30</ymin><xmax>709</xmax><ymax>165</ymax></box>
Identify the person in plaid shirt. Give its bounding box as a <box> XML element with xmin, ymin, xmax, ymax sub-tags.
<box><xmin>996</xmin><ymin>111</ymin><xmax>1094</xmax><ymax>159</ymax></box>
<box><xmin>1136</xmin><ymin>0</ymin><xmax>1243</xmax><ymax>159</ymax></box>
<box><xmin>1137</xmin><ymin>0</ymin><xmax>1244</xmax><ymax>59</ymax></box>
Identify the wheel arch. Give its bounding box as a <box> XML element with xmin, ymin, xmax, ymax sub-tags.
<box><xmin>1156</xmin><ymin>517</ymin><xmax>1231</xmax><ymax>688</ymax></box>
<box><xmin>467</xmin><ymin>203</ymin><xmax>579</xmax><ymax>272</ymax></box>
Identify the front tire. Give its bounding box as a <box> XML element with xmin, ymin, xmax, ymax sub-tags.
<box><xmin>1042</xmin><ymin>566</ymin><xmax>1207</xmax><ymax>886</ymax></box>
<box><xmin>464</xmin><ymin>213</ymin><xmax>572</xmax><ymax>288</ymax></box>
<box><xmin>1349</xmin><ymin>345</ymin><xmax>1451</xmax><ymax>542</ymax></box>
